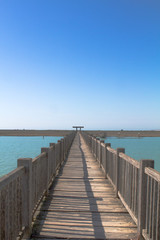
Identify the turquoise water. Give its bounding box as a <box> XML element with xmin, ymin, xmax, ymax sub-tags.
<box><xmin>1</xmin><ymin>136</ymin><xmax>160</xmax><ymax>178</ymax></box>
<box><xmin>0</xmin><ymin>136</ymin><xmax>62</xmax><ymax>177</ymax></box>
<box><xmin>104</xmin><ymin>137</ymin><xmax>160</xmax><ymax>172</ymax></box>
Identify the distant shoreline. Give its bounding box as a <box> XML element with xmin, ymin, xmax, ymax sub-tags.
<box><xmin>86</xmin><ymin>130</ymin><xmax>160</xmax><ymax>138</ymax></box>
<box><xmin>0</xmin><ymin>130</ymin><xmax>73</xmax><ymax>136</ymax></box>
<box><xmin>0</xmin><ymin>129</ymin><xmax>160</xmax><ymax>137</ymax></box>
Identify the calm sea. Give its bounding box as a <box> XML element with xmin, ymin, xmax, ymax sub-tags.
<box><xmin>1</xmin><ymin>136</ymin><xmax>160</xmax><ymax>178</ymax></box>
<box><xmin>0</xmin><ymin>136</ymin><xmax>62</xmax><ymax>177</ymax></box>
<box><xmin>104</xmin><ymin>137</ymin><xmax>160</xmax><ymax>172</ymax></box>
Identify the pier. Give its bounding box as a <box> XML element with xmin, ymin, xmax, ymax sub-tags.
<box><xmin>0</xmin><ymin>131</ymin><xmax>160</xmax><ymax>240</ymax></box>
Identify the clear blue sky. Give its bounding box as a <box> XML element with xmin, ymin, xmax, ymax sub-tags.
<box><xmin>0</xmin><ymin>1</ymin><xmax>160</xmax><ymax>130</ymax></box>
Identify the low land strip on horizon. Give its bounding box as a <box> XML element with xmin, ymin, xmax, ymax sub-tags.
<box><xmin>0</xmin><ymin>129</ymin><xmax>160</xmax><ymax>137</ymax></box>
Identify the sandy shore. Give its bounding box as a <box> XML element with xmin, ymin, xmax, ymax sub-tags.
<box><xmin>0</xmin><ymin>129</ymin><xmax>160</xmax><ymax>137</ymax></box>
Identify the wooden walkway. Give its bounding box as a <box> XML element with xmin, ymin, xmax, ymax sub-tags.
<box><xmin>31</xmin><ymin>133</ymin><xmax>138</xmax><ymax>239</ymax></box>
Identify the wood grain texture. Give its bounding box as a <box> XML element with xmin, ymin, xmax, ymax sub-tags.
<box><xmin>31</xmin><ymin>133</ymin><xmax>138</xmax><ymax>239</ymax></box>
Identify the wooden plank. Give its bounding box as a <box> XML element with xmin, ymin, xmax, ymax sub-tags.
<box><xmin>34</xmin><ymin>218</ymin><xmax>136</xmax><ymax>226</ymax></box>
<box><xmin>43</xmin><ymin>197</ymin><xmax>122</xmax><ymax>205</ymax></box>
<box><xmin>31</xmin><ymin>237</ymin><xmax>137</xmax><ymax>240</ymax></box>
<box><xmin>54</xmin><ymin>178</ymin><xmax>108</xmax><ymax>182</ymax></box>
<box><xmin>40</xmin><ymin>205</ymin><xmax>127</xmax><ymax>212</ymax></box>
<box><xmin>31</xmin><ymin>225</ymin><xmax>138</xmax><ymax>239</ymax></box>
<box><xmin>35</xmin><ymin>211</ymin><xmax>132</xmax><ymax>218</ymax></box>
<box><xmin>52</xmin><ymin>186</ymin><xmax>113</xmax><ymax>192</ymax></box>
<box><xmin>49</xmin><ymin>190</ymin><xmax>116</xmax><ymax>198</ymax></box>
<box><xmin>34</xmin><ymin>222</ymin><xmax>137</xmax><ymax>233</ymax></box>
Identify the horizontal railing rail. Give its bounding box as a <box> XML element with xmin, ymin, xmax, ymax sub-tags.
<box><xmin>81</xmin><ymin>131</ymin><xmax>158</xmax><ymax>240</ymax></box>
<box><xmin>0</xmin><ymin>131</ymin><xmax>75</xmax><ymax>240</ymax></box>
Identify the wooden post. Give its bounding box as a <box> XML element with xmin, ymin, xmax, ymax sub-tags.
<box><xmin>96</xmin><ymin>138</ymin><xmax>100</xmax><ymax>162</ymax></box>
<box><xmin>41</xmin><ymin>147</ymin><xmax>49</xmax><ymax>194</ymax></box>
<box><xmin>61</xmin><ymin>139</ymin><xmax>64</xmax><ymax>162</ymax></box>
<box><xmin>91</xmin><ymin>137</ymin><xmax>94</xmax><ymax>154</ymax></box>
<box><xmin>101</xmin><ymin>142</ymin><xmax>108</xmax><ymax>175</ymax></box>
<box><xmin>116</xmin><ymin>148</ymin><xmax>125</xmax><ymax>198</ymax></box>
<box><xmin>58</xmin><ymin>140</ymin><xmax>62</xmax><ymax>166</ymax></box>
<box><xmin>138</xmin><ymin>159</ymin><xmax>154</xmax><ymax>238</ymax></box>
<box><xmin>93</xmin><ymin>137</ymin><xmax>97</xmax><ymax>158</ymax></box>
<box><xmin>63</xmin><ymin>138</ymin><xmax>66</xmax><ymax>158</ymax></box>
<box><xmin>50</xmin><ymin>143</ymin><xmax>56</xmax><ymax>175</ymax></box>
<box><xmin>100</xmin><ymin>140</ymin><xmax>104</xmax><ymax>168</ymax></box>
<box><xmin>93</xmin><ymin>137</ymin><xmax>95</xmax><ymax>156</ymax></box>
<box><xmin>105</xmin><ymin>143</ymin><xmax>111</xmax><ymax>176</ymax></box>
<box><xmin>17</xmin><ymin>158</ymin><xmax>32</xmax><ymax>237</ymax></box>
<box><xmin>50</xmin><ymin>143</ymin><xmax>55</xmax><ymax>147</ymax></box>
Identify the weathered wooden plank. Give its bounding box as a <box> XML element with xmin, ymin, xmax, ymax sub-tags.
<box><xmin>31</xmin><ymin>225</ymin><xmax>138</xmax><ymax>239</ymax></box>
<box><xmin>34</xmin><ymin>215</ymin><xmax>136</xmax><ymax>226</ymax></box>
<box><xmin>54</xmin><ymin>178</ymin><xmax>108</xmax><ymax>182</ymax></box>
<box><xmin>49</xmin><ymin>191</ymin><xmax>116</xmax><ymax>198</ymax></box>
<box><xmin>52</xmin><ymin>187</ymin><xmax>114</xmax><ymax>192</ymax></box>
<box><xmin>31</xmin><ymin>237</ymin><xmax>137</xmax><ymax>240</ymax></box>
<box><xmin>34</xmin><ymin>223</ymin><xmax>137</xmax><ymax>233</ymax></box>
<box><xmin>44</xmin><ymin>197</ymin><xmax>122</xmax><ymax>205</ymax></box>
<box><xmin>40</xmin><ymin>205</ymin><xmax>127</xmax><ymax>212</ymax></box>
<box><xmin>35</xmin><ymin>211</ymin><xmax>133</xmax><ymax>219</ymax></box>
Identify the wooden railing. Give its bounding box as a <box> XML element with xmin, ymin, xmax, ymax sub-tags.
<box><xmin>0</xmin><ymin>132</ymin><xmax>75</xmax><ymax>240</ymax></box>
<box><xmin>81</xmin><ymin>132</ymin><xmax>159</xmax><ymax>240</ymax></box>
<box><xmin>143</xmin><ymin>168</ymin><xmax>160</xmax><ymax>240</ymax></box>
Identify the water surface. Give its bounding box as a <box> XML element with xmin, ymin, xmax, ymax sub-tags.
<box><xmin>1</xmin><ymin>136</ymin><xmax>160</xmax><ymax>178</ymax></box>
<box><xmin>0</xmin><ymin>136</ymin><xmax>62</xmax><ymax>177</ymax></box>
<box><xmin>104</xmin><ymin>137</ymin><xmax>160</xmax><ymax>172</ymax></box>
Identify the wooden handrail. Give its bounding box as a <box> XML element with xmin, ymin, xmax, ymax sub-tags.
<box><xmin>119</xmin><ymin>152</ymin><xmax>140</xmax><ymax>168</ymax></box>
<box><xmin>145</xmin><ymin>167</ymin><xmax>160</xmax><ymax>182</ymax></box>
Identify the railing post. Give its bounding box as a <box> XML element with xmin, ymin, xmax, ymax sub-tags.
<box><xmin>50</xmin><ymin>143</ymin><xmax>55</xmax><ymax>147</ymax></box>
<box><xmin>138</xmin><ymin>159</ymin><xmax>154</xmax><ymax>238</ymax></box>
<box><xmin>93</xmin><ymin>137</ymin><xmax>97</xmax><ymax>158</ymax></box>
<box><xmin>100</xmin><ymin>140</ymin><xmax>104</xmax><ymax>167</ymax></box>
<box><xmin>63</xmin><ymin>137</ymin><xmax>65</xmax><ymax>159</ymax></box>
<box><xmin>50</xmin><ymin>143</ymin><xmax>55</xmax><ymax>148</ymax></box>
<box><xmin>96</xmin><ymin>138</ymin><xmax>100</xmax><ymax>161</ymax></box>
<box><xmin>58</xmin><ymin>140</ymin><xmax>61</xmax><ymax>166</ymax></box>
<box><xmin>96</xmin><ymin>138</ymin><xmax>100</xmax><ymax>162</ymax></box>
<box><xmin>61</xmin><ymin>139</ymin><xmax>64</xmax><ymax>162</ymax></box>
<box><xmin>105</xmin><ymin>143</ymin><xmax>111</xmax><ymax>177</ymax></box>
<box><xmin>17</xmin><ymin>158</ymin><xmax>32</xmax><ymax>237</ymax></box>
<box><xmin>91</xmin><ymin>137</ymin><xmax>94</xmax><ymax>154</ymax></box>
<box><xmin>116</xmin><ymin>148</ymin><xmax>125</xmax><ymax>198</ymax></box>
<box><xmin>92</xmin><ymin>137</ymin><xmax>95</xmax><ymax>156</ymax></box>
<box><xmin>55</xmin><ymin>141</ymin><xmax>58</xmax><ymax>168</ymax></box>
<box><xmin>50</xmin><ymin>143</ymin><xmax>56</xmax><ymax>175</ymax></box>
<box><xmin>41</xmin><ymin>147</ymin><xmax>49</xmax><ymax>194</ymax></box>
